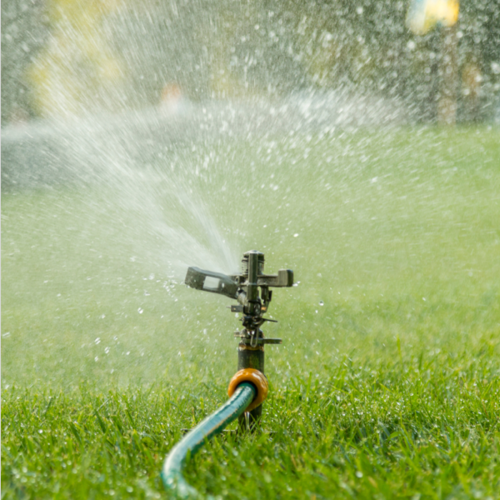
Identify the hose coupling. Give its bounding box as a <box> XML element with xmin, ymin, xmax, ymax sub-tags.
<box><xmin>227</xmin><ymin>369</ymin><xmax>268</xmax><ymax>412</ymax></box>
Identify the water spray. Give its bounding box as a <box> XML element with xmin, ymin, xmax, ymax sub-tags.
<box><xmin>162</xmin><ymin>250</ymin><xmax>294</xmax><ymax>497</ymax></box>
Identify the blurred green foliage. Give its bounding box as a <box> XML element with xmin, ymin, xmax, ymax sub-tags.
<box><xmin>2</xmin><ymin>0</ymin><xmax>499</xmax><ymax>124</ymax></box>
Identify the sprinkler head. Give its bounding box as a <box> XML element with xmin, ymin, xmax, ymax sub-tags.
<box><xmin>185</xmin><ymin>250</ymin><xmax>294</xmax><ymax>332</ymax></box>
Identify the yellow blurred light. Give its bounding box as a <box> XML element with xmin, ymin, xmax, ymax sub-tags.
<box><xmin>407</xmin><ymin>0</ymin><xmax>459</xmax><ymax>36</ymax></box>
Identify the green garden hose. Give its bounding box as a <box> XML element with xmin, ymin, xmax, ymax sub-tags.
<box><xmin>161</xmin><ymin>382</ymin><xmax>256</xmax><ymax>498</ymax></box>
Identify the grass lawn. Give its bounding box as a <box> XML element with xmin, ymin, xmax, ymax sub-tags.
<box><xmin>2</xmin><ymin>126</ymin><xmax>500</xmax><ymax>499</ymax></box>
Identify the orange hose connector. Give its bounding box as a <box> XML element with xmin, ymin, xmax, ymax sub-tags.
<box><xmin>227</xmin><ymin>369</ymin><xmax>268</xmax><ymax>412</ymax></box>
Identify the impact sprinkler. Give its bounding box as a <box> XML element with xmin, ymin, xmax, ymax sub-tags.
<box><xmin>161</xmin><ymin>250</ymin><xmax>294</xmax><ymax>497</ymax></box>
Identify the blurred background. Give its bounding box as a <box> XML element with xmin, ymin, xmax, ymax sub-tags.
<box><xmin>2</xmin><ymin>0</ymin><xmax>499</xmax><ymax>127</ymax></box>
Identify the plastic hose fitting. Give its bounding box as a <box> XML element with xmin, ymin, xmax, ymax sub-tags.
<box><xmin>227</xmin><ymin>369</ymin><xmax>268</xmax><ymax>412</ymax></box>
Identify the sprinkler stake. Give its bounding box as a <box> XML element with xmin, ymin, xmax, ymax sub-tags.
<box><xmin>185</xmin><ymin>250</ymin><xmax>294</xmax><ymax>430</ymax></box>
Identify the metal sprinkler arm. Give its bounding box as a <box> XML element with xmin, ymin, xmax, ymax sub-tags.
<box><xmin>184</xmin><ymin>267</ymin><xmax>239</xmax><ymax>299</ymax></box>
